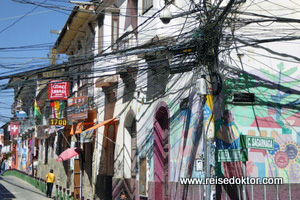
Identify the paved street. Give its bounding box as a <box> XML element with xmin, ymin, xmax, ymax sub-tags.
<box><xmin>0</xmin><ymin>175</ymin><xmax>51</xmax><ymax>200</ymax></box>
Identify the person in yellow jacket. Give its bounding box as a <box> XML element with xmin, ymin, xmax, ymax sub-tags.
<box><xmin>46</xmin><ymin>169</ymin><xmax>55</xmax><ymax>198</ymax></box>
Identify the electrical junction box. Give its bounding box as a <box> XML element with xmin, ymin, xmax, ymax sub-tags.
<box><xmin>196</xmin><ymin>77</ymin><xmax>207</xmax><ymax>96</ymax></box>
<box><xmin>195</xmin><ymin>159</ymin><xmax>204</xmax><ymax>171</ymax></box>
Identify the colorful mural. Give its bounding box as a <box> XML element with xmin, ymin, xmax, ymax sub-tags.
<box><xmin>217</xmin><ymin>62</ymin><xmax>300</xmax><ymax>183</ymax></box>
<box><xmin>168</xmin><ymin>92</ymin><xmax>205</xmax><ymax>180</ymax></box>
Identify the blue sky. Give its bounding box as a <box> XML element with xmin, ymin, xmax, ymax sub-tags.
<box><xmin>0</xmin><ymin>0</ymin><xmax>74</xmax><ymax>126</ymax></box>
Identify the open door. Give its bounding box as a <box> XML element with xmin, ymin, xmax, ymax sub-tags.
<box><xmin>154</xmin><ymin>104</ymin><xmax>169</xmax><ymax>200</ymax></box>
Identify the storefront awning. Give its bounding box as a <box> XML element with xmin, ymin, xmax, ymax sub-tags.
<box><xmin>56</xmin><ymin>147</ymin><xmax>82</xmax><ymax>162</ymax></box>
<box><xmin>85</xmin><ymin>118</ymin><xmax>117</xmax><ymax>132</ymax></box>
<box><xmin>80</xmin><ymin>118</ymin><xmax>117</xmax><ymax>143</ymax></box>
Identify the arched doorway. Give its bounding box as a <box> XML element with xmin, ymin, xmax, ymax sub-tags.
<box><xmin>124</xmin><ymin>112</ymin><xmax>137</xmax><ymax>179</ymax></box>
<box><xmin>154</xmin><ymin>102</ymin><xmax>170</xmax><ymax>200</ymax></box>
<box><xmin>123</xmin><ymin>111</ymin><xmax>137</xmax><ymax>199</ymax></box>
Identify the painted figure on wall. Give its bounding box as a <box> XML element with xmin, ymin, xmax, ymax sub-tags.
<box><xmin>215</xmin><ymin>109</ymin><xmax>241</xmax><ymax>150</ymax></box>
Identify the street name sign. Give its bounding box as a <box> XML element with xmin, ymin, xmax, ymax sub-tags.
<box><xmin>217</xmin><ymin>149</ymin><xmax>248</xmax><ymax>162</ymax></box>
<box><xmin>241</xmin><ymin>135</ymin><xmax>274</xmax><ymax>150</ymax></box>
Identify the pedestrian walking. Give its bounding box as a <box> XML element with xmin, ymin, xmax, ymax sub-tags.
<box><xmin>0</xmin><ymin>158</ymin><xmax>3</xmax><ymax>174</ymax></box>
<box><xmin>46</xmin><ymin>169</ymin><xmax>55</xmax><ymax>198</ymax></box>
<box><xmin>1</xmin><ymin>159</ymin><xmax>7</xmax><ymax>175</ymax></box>
<box><xmin>33</xmin><ymin>158</ymin><xmax>38</xmax><ymax>177</ymax></box>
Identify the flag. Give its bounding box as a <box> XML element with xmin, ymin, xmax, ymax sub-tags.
<box><xmin>70</xmin><ymin>125</ymin><xmax>74</xmax><ymax>135</ymax></box>
<box><xmin>75</xmin><ymin>122</ymin><xmax>83</xmax><ymax>134</ymax></box>
<box><xmin>50</xmin><ymin>101</ymin><xmax>56</xmax><ymax>118</ymax></box>
<box><xmin>34</xmin><ymin>99</ymin><xmax>42</xmax><ymax>121</ymax></box>
<box><xmin>60</xmin><ymin>101</ymin><xmax>66</xmax><ymax>118</ymax></box>
<box><xmin>50</xmin><ymin>100</ymin><xmax>64</xmax><ymax>118</ymax></box>
<box><xmin>54</xmin><ymin>101</ymin><xmax>60</xmax><ymax>118</ymax></box>
<box><xmin>10</xmin><ymin>121</ymin><xmax>20</xmax><ymax>136</ymax></box>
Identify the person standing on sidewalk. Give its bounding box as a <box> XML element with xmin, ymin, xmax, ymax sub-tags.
<box><xmin>46</xmin><ymin>169</ymin><xmax>55</xmax><ymax>198</ymax></box>
<box><xmin>1</xmin><ymin>159</ymin><xmax>7</xmax><ymax>175</ymax></box>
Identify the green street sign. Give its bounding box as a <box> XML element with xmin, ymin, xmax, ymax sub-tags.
<box><xmin>217</xmin><ymin>149</ymin><xmax>248</xmax><ymax>162</ymax></box>
<box><xmin>240</xmin><ymin>135</ymin><xmax>274</xmax><ymax>150</ymax></box>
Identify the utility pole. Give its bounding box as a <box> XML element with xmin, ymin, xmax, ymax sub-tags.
<box><xmin>195</xmin><ymin>35</ymin><xmax>216</xmax><ymax>200</ymax></box>
<box><xmin>199</xmin><ymin>1</ymin><xmax>238</xmax><ymax>199</ymax></box>
<box><xmin>203</xmin><ymin>1</ymin><xmax>216</xmax><ymax>200</ymax></box>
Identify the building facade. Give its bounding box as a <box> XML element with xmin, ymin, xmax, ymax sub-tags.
<box><xmin>2</xmin><ymin>0</ymin><xmax>300</xmax><ymax>200</ymax></box>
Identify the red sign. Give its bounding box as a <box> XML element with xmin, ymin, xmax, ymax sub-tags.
<box><xmin>10</xmin><ymin>121</ymin><xmax>20</xmax><ymax>136</ymax></box>
<box><xmin>48</xmin><ymin>80</ymin><xmax>69</xmax><ymax>100</ymax></box>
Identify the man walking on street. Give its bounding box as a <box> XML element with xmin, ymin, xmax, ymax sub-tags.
<box><xmin>46</xmin><ymin>169</ymin><xmax>55</xmax><ymax>198</ymax></box>
<box><xmin>1</xmin><ymin>159</ymin><xmax>7</xmax><ymax>175</ymax></box>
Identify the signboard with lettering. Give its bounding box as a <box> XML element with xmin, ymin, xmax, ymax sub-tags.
<box><xmin>217</xmin><ymin>149</ymin><xmax>248</xmax><ymax>162</ymax></box>
<box><xmin>241</xmin><ymin>135</ymin><xmax>274</xmax><ymax>150</ymax></box>
<box><xmin>48</xmin><ymin>80</ymin><xmax>69</xmax><ymax>100</ymax></box>
<box><xmin>49</xmin><ymin>118</ymin><xmax>67</xmax><ymax>126</ymax></box>
<box><xmin>80</xmin><ymin>130</ymin><xmax>94</xmax><ymax>143</ymax></box>
<box><xmin>67</xmin><ymin>96</ymin><xmax>88</xmax><ymax>121</ymax></box>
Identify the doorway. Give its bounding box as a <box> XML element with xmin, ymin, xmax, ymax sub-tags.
<box><xmin>154</xmin><ymin>102</ymin><xmax>170</xmax><ymax>200</ymax></box>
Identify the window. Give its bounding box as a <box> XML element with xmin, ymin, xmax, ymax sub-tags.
<box><xmin>143</xmin><ymin>0</ymin><xmax>153</xmax><ymax>14</ymax></box>
<box><xmin>111</xmin><ymin>13</ymin><xmax>119</xmax><ymax>50</ymax></box>
<box><xmin>98</xmin><ymin>14</ymin><xmax>104</xmax><ymax>54</ymax></box>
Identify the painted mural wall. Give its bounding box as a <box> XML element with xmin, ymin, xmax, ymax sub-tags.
<box><xmin>216</xmin><ymin>62</ymin><xmax>300</xmax><ymax>183</ymax></box>
<box><xmin>132</xmin><ymin>71</ymin><xmax>206</xmax><ymax>198</ymax></box>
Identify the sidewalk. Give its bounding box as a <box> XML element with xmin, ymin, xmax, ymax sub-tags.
<box><xmin>0</xmin><ymin>175</ymin><xmax>53</xmax><ymax>200</ymax></box>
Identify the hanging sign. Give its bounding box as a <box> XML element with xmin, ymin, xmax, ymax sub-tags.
<box><xmin>49</xmin><ymin>118</ymin><xmax>67</xmax><ymax>126</ymax></box>
<box><xmin>67</xmin><ymin>96</ymin><xmax>88</xmax><ymax>121</ymax></box>
<box><xmin>10</xmin><ymin>121</ymin><xmax>20</xmax><ymax>136</ymax></box>
<box><xmin>80</xmin><ymin>130</ymin><xmax>94</xmax><ymax>143</ymax></box>
<box><xmin>48</xmin><ymin>80</ymin><xmax>69</xmax><ymax>100</ymax></box>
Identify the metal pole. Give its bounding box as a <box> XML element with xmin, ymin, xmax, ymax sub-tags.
<box><xmin>276</xmin><ymin>184</ymin><xmax>279</xmax><ymax>200</ymax></box>
<box><xmin>204</xmin><ymin>93</ymin><xmax>214</xmax><ymax>200</ymax></box>
<box><xmin>206</xmin><ymin>137</ymin><xmax>211</xmax><ymax>200</ymax></box>
<box><xmin>251</xmin><ymin>184</ymin><xmax>254</xmax><ymax>200</ymax></box>
<box><xmin>264</xmin><ymin>184</ymin><xmax>266</xmax><ymax>200</ymax></box>
<box><xmin>200</xmin><ymin>184</ymin><xmax>202</xmax><ymax>200</ymax></box>
<box><xmin>289</xmin><ymin>182</ymin><xmax>291</xmax><ymax>200</ymax></box>
<box><xmin>242</xmin><ymin>151</ymin><xmax>247</xmax><ymax>200</ymax></box>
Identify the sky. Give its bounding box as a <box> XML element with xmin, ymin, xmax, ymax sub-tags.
<box><xmin>0</xmin><ymin>0</ymin><xmax>77</xmax><ymax>126</ymax></box>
